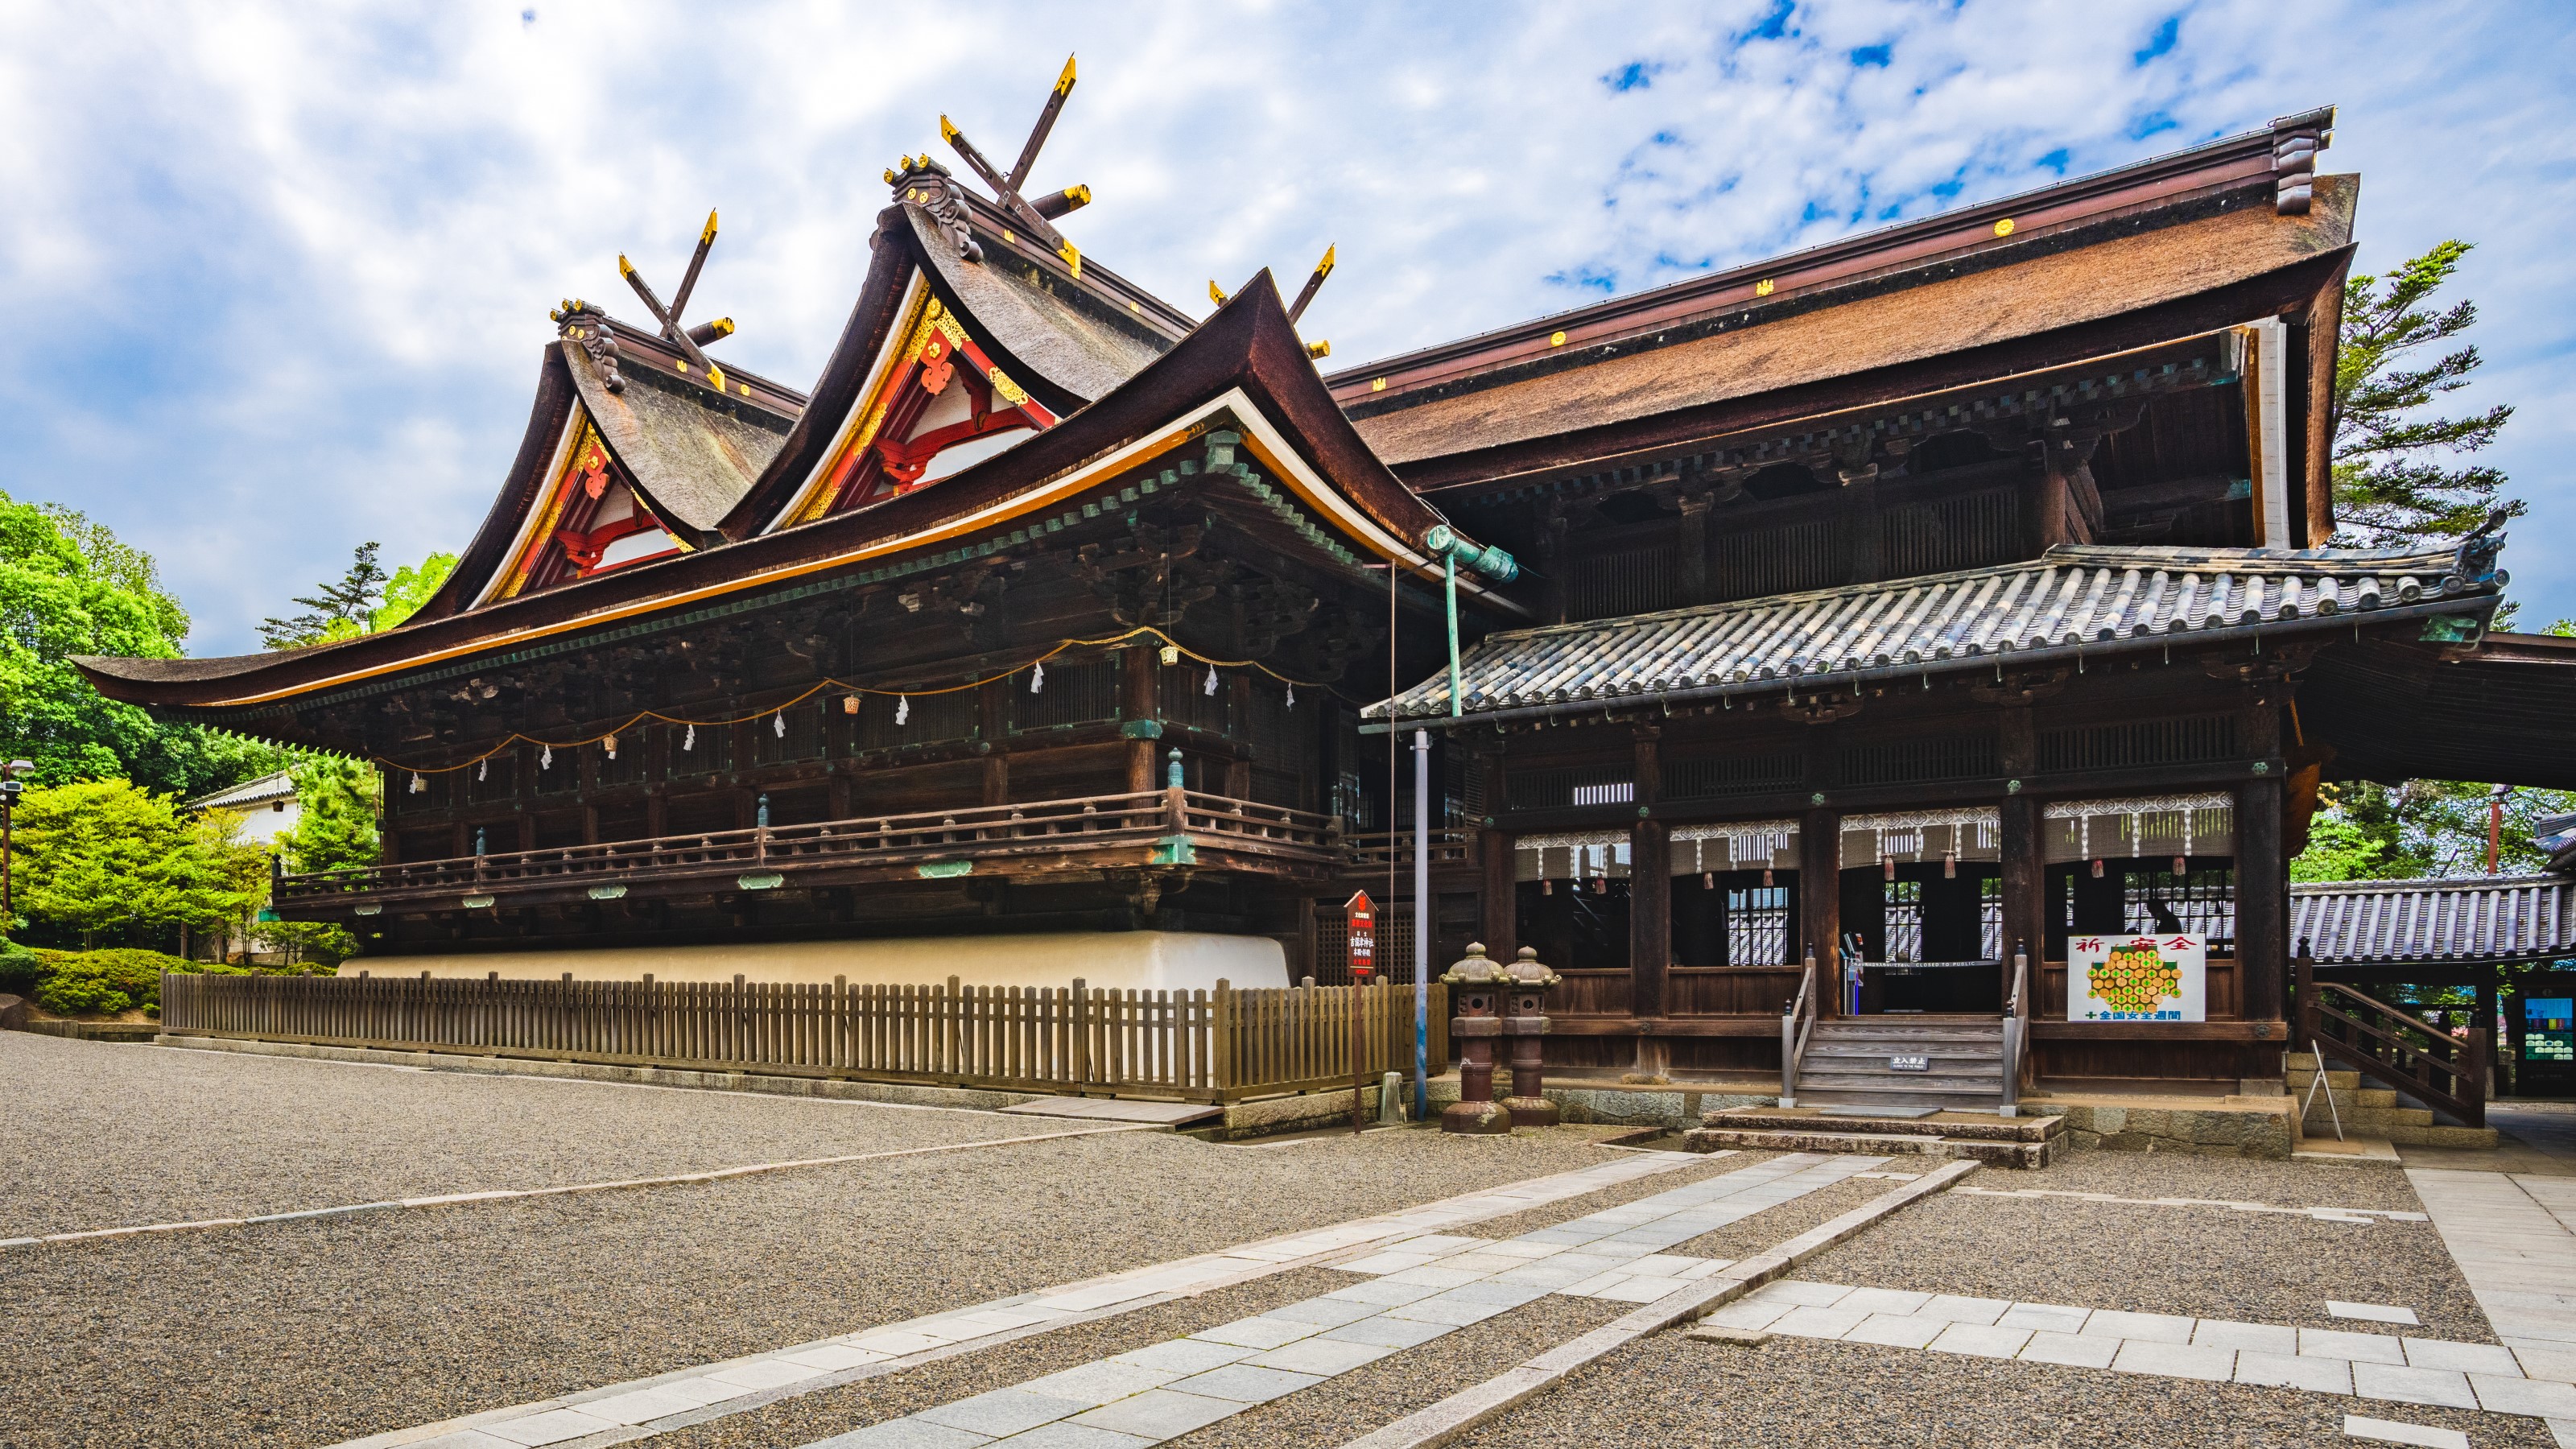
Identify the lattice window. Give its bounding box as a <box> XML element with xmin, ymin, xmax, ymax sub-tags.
<box><xmin>2058</xmin><ymin>865</ymin><xmax>2237</xmax><ymax>956</ymax></box>
<box><xmin>852</xmin><ymin>687</ymin><xmax>980</xmax><ymax>753</ymax></box>
<box><xmin>1885</xmin><ymin>486</ymin><xmax>2019</xmax><ymax>578</ymax></box>
<box><xmin>1315</xmin><ymin>902</ymin><xmax>1421</xmax><ymax>985</ymax></box>
<box><xmin>1837</xmin><ymin>733</ymin><xmax>1998</xmax><ymax>786</ymax></box>
<box><xmin>1158</xmin><ymin>663</ymin><xmax>1233</xmax><ymax>737</ymax></box>
<box><xmin>464</xmin><ymin>753</ymin><xmax>518</xmax><ymax>805</ymax></box>
<box><xmin>1567</xmin><ymin>543</ymin><xmax>1685</xmax><ymax>620</ymax></box>
<box><xmin>1727</xmin><ymin>886</ymin><xmax>1792</xmax><ymax>966</ymax></box>
<box><xmin>667</xmin><ymin>720</ymin><xmax>734</xmax><ymax>778</ymax></box>
<box><xmin>1014</xmin><ymin>657</ymin><xmax>1121</xmax><ymax>732</ymax></box>
<box><xmin>1714</xmin><ymin>518</ymin><xmax>1841</xmax><ymax>601</ymax></box>
<box><xmin>2039</xmin><ymin>714</ymin><xmax>2240</xmax><ymax>773</ymax></box>
<box><xmin>1663</xmin><ymin>750</ymin><xmax>1805</xmax><ymax>800</ymax></box>
<box><xmin>752</xmin><ymin>703</ymin><xmax>827</xmax><ymax>766</ymax></box>
<box><xmin>1509</xmin><ymin>765</ymin><xmax>1635</xmax><ymax>811</ymax></box>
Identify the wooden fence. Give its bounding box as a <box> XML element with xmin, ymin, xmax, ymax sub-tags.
<box><xmin>160</xmin><ymin>971</ymin><xmax>1449</xmax><ymax>1104</ymax></box>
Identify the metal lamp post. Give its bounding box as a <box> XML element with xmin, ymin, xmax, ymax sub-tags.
<box><xmin>0</xmin><ymin>759</ymin><xmax>31</xmax><ymax>933</ymax></box>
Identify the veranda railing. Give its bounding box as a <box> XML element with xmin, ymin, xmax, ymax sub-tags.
<box><xmin>159</xmin><ymin>971</ymin><xmax>1448</xmax><ymax>1105</ymax></box>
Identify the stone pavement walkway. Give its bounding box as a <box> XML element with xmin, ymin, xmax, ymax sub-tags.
<box><xmin>795</xmin><ymin>1153</ymin><xmax>1881</xmax><ymax>1448</ymax></box>
<box><xmin>2409</xmin><ymin>1168</ymin><xmax>2576</xmax><ymax>1387</ymax></box>
<box><xmin>1715</xmin><ymin>1276</ymin><xmax>2576</xmax><ymax>1429</ymax></box>
<box><xmin>353</xmin><ymin>1151</ymin><xmax>1699</xmax><ymax>1449</ymax></box>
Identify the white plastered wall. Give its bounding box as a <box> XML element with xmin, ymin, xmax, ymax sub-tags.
<box><xmin>336</xmin><ymin>930</ymin><xmax>1288</xmax><ymax>993</ymax></box>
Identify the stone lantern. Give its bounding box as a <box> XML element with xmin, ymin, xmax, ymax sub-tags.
<box><xmin>1440</xmin><ymin>942</ymin><xmax>1513</xmax><ymax>1135</ymax></box>
<box><xmin>1501</xmin><ymin>947</ymin><xmax>1562</xmax><ymax>1128</ymax></box>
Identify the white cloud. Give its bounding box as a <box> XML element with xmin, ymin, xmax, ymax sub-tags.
<box><xmin>2</xmin><ymin>0</ymin><xmax>2570</xmax><ymax>650</ymax></box>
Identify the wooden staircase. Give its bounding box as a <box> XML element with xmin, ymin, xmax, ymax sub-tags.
<box><xmin>1794</xmin><ymin>1015</ymin><xmax>2007</xmax><ymax>1108</ymax></box>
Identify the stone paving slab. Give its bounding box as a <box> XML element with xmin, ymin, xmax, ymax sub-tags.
<box><xmin>1743</xmin><ymin>1277</ymin><xmax>2576</xmax><ymax>1423</ymax></box>
<box><xmin>780</xmin><ymin>1154</ymin><xmax>1885</xmax><ymax>1448</ymax></box>
<box><xmin>327</xmin><ymin>1151</ymin><xmax>1698</xmax><ymax>1449</ymax></box>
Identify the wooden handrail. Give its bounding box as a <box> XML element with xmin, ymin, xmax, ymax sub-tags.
<box><xmin>1779</xmin><ymin>951</ymin><xmax>1818</xmax><ymax>1107</ymax></box>
<box><xmin>2000</xmin><ymin>945</ymin><xmax>2030</xmax><ymax>1113</ymax></box>
<box><xmin>2307</xmin><ymin>979</ymin><xmax>2485</xmax><ymax>1129</ymax></box>
<box><xmin>286</xmin><ymin>791</ymin><xmax>1342</xmax><ymax>902</ymax></box>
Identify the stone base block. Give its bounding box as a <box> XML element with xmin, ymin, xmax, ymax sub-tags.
<box><xmin>1442</xmin><ymin>1098</ymin><xmax>1515</xmax><ymax>1135</ymax></box>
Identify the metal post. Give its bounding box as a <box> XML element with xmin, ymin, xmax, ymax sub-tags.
<box><xmin>1445</xmin><ymin>553</ymin><xmax>1462</xmax><ymax>718</ymax></box>
<box><xmin>1414</xmin><ymin>727</ymin><xmax>1431</xmax><ymax>1120</ymax></box>
<box><xmin>0</xmin><ymin>759</ymin><xmax>29</xmax><ymax>931</ymax></box>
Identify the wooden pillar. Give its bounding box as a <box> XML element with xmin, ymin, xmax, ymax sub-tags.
<box><xmin>2023</xmin><ymin>440</ymin><xmax>2072</xmax><ymax>555</ymax></box>
<box><xmin>1802</xmin><ymin>805</ymin><xmax>1843</xmax><ymax>1015</ymax></box>
<box><xmin>1678</xmin><ymin>494</ymin><xmax>1712</xmax><ymax>605</ymax></box>
<box><xmin>1539</xmin><ymin>506</ymin><xmax>1570</xmax><ymax>625</ymax></box>
<box><xmin>1998</xmin><ymin>706</ymin><xmax>2043</xmax><ymax>995</ymax></box>
<box><xmin>1479</xmin><ymin>752</ymin><xmax>1515</xmax><ymax>959</ymax></box>
<box><xmin>2237</xmin><ymin>774</ymin><xmax>2286</xmax><ymax>1022</ymax></box>
<box><xmin>1121</xmin><ymin>646</ymin><xmax>1157</xmax><ymax>793</ymax></box>
<box><xmin>1843</xmin><ymin>476</ymin><xmax>1882</xmax><ymax>585</ymax></box>
<box><xmin>1629</xmin><ymin>729</ymin><xmax>1666</xmax><ymax>1012</ymax></box>
<box><xmin>980</xmin><ymin>679</ymin><xmax>1010</xmax><ymax>807</ymax></box>
<box><xmin>1482</xmin><ymin>828</ymin><xmax>1517</xmax><ymax>963</ymax></box>
<box><xmin>1631</xmin><ymin>820</ymin><xmax>1670</xmax><ymax>1020</ymax></box>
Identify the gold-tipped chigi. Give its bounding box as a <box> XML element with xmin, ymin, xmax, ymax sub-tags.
<box><xmin>1287</xmin><ymin>244</ymin><xmax>1336</xmax><ymax>324</ymax></box>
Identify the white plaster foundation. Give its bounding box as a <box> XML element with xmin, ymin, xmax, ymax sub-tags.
<box><xmin>336</xmin><ymin>931</ymin><xmax>1290</xmax><ymax>994</ymax></box>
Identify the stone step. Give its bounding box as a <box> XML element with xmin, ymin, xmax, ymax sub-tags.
<box><xmin>1682</xmin><ymin>1124</ymin><xmax>2055</xmax><ymax>1169</ymax></box>
<box><xmin>1798</xmin><ymin>1073</ymin><xmax>2004</xmax><ymax>1094</ymax></box>
<box><xmin>1807</xmin><ymin>1040</ymin><xmax>2003</xmax><ymax>1057</ymax></box>
<box><xmin>2285</xmin><ymin>1068</ymin><xmax>2361</xmax><ymax>1090</ymax></box>
<box><xmin>1702</xmin><ymin>1108</ymin><xmax>2061</xmax><ymax>1143</ymax></box>
<box><xmin>1811</xmin><ymin>1024</ymin><xmax>2004</xmax><ymax>1041</ymax></box>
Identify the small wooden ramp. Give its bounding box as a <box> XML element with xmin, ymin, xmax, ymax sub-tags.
<box><xmin>997</xmin><ymin>1097</ymin><xmax>1224</xmax><ymax>1128</ymax></box>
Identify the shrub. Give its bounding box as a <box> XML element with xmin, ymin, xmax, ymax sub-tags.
<box><xmin>0</xmin><ymin>938</ymin><xmax>42</xmax><ymax>996</ymax></box>
<box><xmin>28</xmin><ymin>947</ymin><xmax>195</xmax><ymax>1015</ymax></box>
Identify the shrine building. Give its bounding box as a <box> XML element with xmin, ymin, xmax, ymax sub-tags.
<box><xmin>80</xmin><ymin>90</ymin><xmax>2576</xmax><ymax>1092</ymax></box>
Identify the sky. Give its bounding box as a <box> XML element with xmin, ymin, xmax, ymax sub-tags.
<box><xmin>4</xmin><ymin>0</ymin><xmax>2571</xmax><ymax>656</ymax></box>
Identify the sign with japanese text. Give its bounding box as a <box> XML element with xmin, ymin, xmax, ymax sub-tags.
<box><xmin>1344</xmin><ymin>890</ymin><xmax>1375</xmax><ymax>979</ymax></box>
<box><xmin>2068</xmin><ymin>933</ymin><xmax>2207</xmax><ymax>1023</ymax></box>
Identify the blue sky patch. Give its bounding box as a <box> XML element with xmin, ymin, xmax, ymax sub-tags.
<box><xmin>1602</xmin><ymin>60</ymin><xmax>1663</xmax><ymax>92</ymax></box>
<box><xmin>2134</xmin><ymin>14</ymin><xmax>2182</xmax><ymax>65</ymax></box>
<box><xmin>1850</xmin><ymin>43</ymin><xmax>1893</xmax><ymax>68</ymax></box>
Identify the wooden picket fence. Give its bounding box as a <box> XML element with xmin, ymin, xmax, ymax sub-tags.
<box><xmin>159</xmin><ymin>970</ymin><xmax>1448</xmax><ymax>1104</ymax></box>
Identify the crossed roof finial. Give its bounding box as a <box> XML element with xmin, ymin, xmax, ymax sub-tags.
<box><xmin>617</xmin><ymin>209</ymin><xmax>737</xmax><ymax>372</ymax></box>
<box><xmin>935</xmin><ymin>55</ymin><xmax>1093</xmax><ymax>275</ymax></box>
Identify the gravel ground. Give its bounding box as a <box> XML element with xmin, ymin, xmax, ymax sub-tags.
<box><xmin>1179</xmin><ymin>1295</ymin><xmax>1628</xmax><ymax>1448</ymax></box>
<box><xmin>1671</xmin><ymin>1174</ymin><xmax>1892</xmax><ymax>1259</ymax></box>
<box><xmin>2032</xmin><ymin>1148</ymin><xmax>2429</xmax><ymax>1212</ymax></box>
<box><xmin>2</xmin><ymin>1125</ymin><xmax>1635</xmax><ymax>1449</ymax></box>
<box><xmin>0</xmin><ymin>1034</ymin><xmax>1067</xmax><ymax>1233</ymax></box>
<box><xmin>1456</xmin><ymin>1148</ymin><xmax>1788</xmax><ymax>1241</ymax></box>
<box><xmin>638</xmin><ymin>1267</ymin><xmax>1358</xmax><ymax>1448</ymax></box>
<box><xmin>1461</xmin><ymin>1331</ymin><xmax>2557</xmax><ymax>1448</ymax></box>
<box><xmin>1809</xmin><ymin>1187</ymin><xmax>2492</xmax><ymax>1340</ymax></box>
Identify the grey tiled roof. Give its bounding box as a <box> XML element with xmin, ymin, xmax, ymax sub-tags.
<box><xmin>187</xmin><ymin>770</ymin><xmax>295</xmax><ymax>811</ymax></box>
<box><xmin>1373</xmin><ymin>542</ymin><xmax>2504</xmax><ymax>722</ymax></box>
<box><xmin>2293</xmin><ymin>875</ymin><xmax>2576</xmax><ymax>964</ymax></box>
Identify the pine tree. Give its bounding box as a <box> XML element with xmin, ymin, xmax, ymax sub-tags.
<box><xmin>2331</xmin><ymin>241</ymin><xmax>2518</xmax><ymax>547</ymax></box>
<box><xmin>259</xmin><ymin>542</ymin><xmax>390</xmax><ymax>650</ymax></box>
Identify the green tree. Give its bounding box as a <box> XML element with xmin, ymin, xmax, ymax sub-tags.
<box><xmin>374</xmin><ymin>551</ymin><xmax>457</xmax><ymax>632</ymax></box>
<box><xmin>2332</xmin><ymin>240</ymin><xmax>2518</xmax><ymax>547</ymax></box>
<box><xmin>257</xmin><ymin>754</ymin><xmax>381</xmax><ymax>964</ymax></box>
<box><xmin>260</xmin><ymin>544</ymin><xmax>455</xmax><ymax>648</ymax></box>
<box><xmin>0</xmin><ymin>489</ymin><xmax>287</xmax><ymax>796</ymax></box>
<box><xmin>283</xmin><ymin>754</ymin><xmax>382</xmax><ymax>875</ymax></box>
<box><xmin>260</xmin><ymin>542</ymin><xmax>390</xmax><ymax>650</ymax></box>
<box><xmin>10</xmin><ymin>779</ymin><xmax>261</xmax><ymax>947</ymax></box>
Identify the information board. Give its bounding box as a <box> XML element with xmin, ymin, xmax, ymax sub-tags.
<box><xmin>2067</xmin><ymin>933</ymin><xmax>2207</xmax><ymax>1023</ymax></box>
